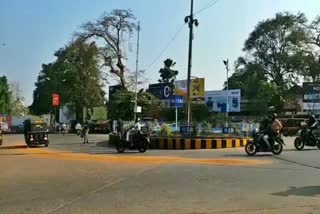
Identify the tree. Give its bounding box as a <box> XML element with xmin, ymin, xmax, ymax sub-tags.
<box><xmin>158</xmin><ymin>58</ymin><xmax>179</xmax><ymax>87</ymax></box>
<box><xmin>78</xmin><ymin>9</ymin><xmax>137</xmax><ymax>90</ymax></box>
<box><xmin>30</xmin><ymin>40</ymin><xmax>105</xmax><ymax>119</ymax></box>
<box><xmin>9</xmin><ymin>82</ymin><xmax>29</xmax><ymax>116</ymax></box>
<box><xmin>243</xmin><ymin>12</ymin><xmax>308</xmax><ymax>87</ymax></box>
<box><xmin>0</xmin><ymin>76</ymin><xmax>11</xmax><ymax>114</ymax></box>
<box><xmin>108</xmin><ymin>89</ymin><xmax>160</xmax><ymax>120</ymax></box>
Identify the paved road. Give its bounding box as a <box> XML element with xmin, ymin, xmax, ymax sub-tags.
<box><xmin>1</xmin><ymin>134</ymin><xmax>320</xmax><ymax>214</ymax></box>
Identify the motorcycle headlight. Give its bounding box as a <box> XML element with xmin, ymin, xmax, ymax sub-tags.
<box><xmin>298</xmin><ymin>130</ymin><xmax>302</xmax><ymax>134</ymax></box>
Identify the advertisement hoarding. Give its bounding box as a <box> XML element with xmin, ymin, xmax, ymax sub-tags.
<box><xmin>83</xmin><ymin>107</ymin><xmax>107</xmax><ymax>122</ymax></box>
<box><xmin>303</xmin><ymin>82</ymin><xmax>320</xmax><ymax>111</ymax></box>
<box><xmin>59</xmin><ymin>103</ymin><xmax>76</xmax><ymax>123</ymax></box>
<box><xmin>147</xmin><ymin>83</ymin><xmax>173</xmax><ymax>100</ymax></box>
<box><xmin>205</xmin><ymin>90</ymin><xmax>241</xmax><ymax>112</ymax></box>
<box><xmin>175</xmin><ymin>78</ymin><xmax>204</xmax><ymax>99</ymax></box>
<box><xmin>52</xmin><ymin>94</ymin><xmax>60</xmax><ymax>106</ymax></box>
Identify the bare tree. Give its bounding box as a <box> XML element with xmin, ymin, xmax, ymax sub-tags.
<box><xmin>77</xmin><ymin>9</ymin><xmax>137</xmax><ymax>90</ymax></box>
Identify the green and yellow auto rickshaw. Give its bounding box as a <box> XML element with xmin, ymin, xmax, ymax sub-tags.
<box><xmin>23</xmin><ymin>118</ymin><xmax>49</xmax><ymax>147</ymax></box>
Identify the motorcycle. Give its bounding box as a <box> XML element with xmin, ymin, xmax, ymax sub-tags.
<box><xmin>245</xmin><ymin>129</ymin><xmax>285</xmax><ymax>156</ymax></box>
<box><xmin>116</xmin><ymin>128</ymin><xmax>150</xmax><ymax>153</ymax></box>
<box><xmin>294</xmin><ymin>127</ymin><xmax>320</xmax><ymax>150</ymax></box>
<box><xmin>76</xmin><ymin>129</ymin><xmax>81</xmax><ymax>136</ymax></box>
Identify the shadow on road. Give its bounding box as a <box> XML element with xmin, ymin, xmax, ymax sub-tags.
<box><xmin>272</xmin><ymin>186</ymin><xmax>320</xmax><ymax>197</ymax></box>
<box><xmin>0</xmin><ymin>145</ymin><xmax>27</xmax><ymax>150</ymax></box>
<box><xmin>285</xmin><ymin>148</ymin><xmax>320</xmax><ymax>152</ymax></box>
<box><xmin>223</xmin><ymin>153</ymin><xmax>273</xmax><ymax>158</ymax></box>
<box><xmin>96</xmin><ymin>141</ymin><xmax>109</xmax><ymax>148</ymax></box>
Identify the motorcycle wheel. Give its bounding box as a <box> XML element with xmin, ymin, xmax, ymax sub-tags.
<box><xmin>245</xmin><ymin>141</ymin><xmax>257</xmax><ymax>156</ymax></box>
<box><xmin>138</xmin><ymin>139</ymin><xmax>148</xmax><ymax>153</ymax></box>
<box><xmin>116</xmin><ymin>140</ymin><xmax>126</xmax><ymax>153</ymax></box>
<box><xmin>271</xmin><ymin>143</ymin><xmax>283</xmax><ymax>155</ymax></box>
<box><xmin>294</xmin><ymin>137</ymin><xmax>305</xmax><ymax>150</ymax></box>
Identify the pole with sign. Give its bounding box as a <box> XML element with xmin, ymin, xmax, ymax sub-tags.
<box><xmin>170</xmin><ymin>95</ymin><xmax>184</xmax><ymax>131</ymax></box>
<box><xmin>52</xmin><ymin>94</ymin><xmax>60</xmax><ymax>131</ymax></box>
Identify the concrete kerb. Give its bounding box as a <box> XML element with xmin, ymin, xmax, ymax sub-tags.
<box><xmin>109</xmin><ymin>134</ymin><xmax>251</xmax><ymax>150</ymax></box>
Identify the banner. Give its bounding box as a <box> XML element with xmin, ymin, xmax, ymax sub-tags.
<box><xmin>205</xmin><ymin>90</ymin><xmax>241</xmax><ymax>112</ymax></box>
<box><xmin>303</xmin><ymin>82</ymin><xmax>320</xmax><ymax>111</ymax></box>
<box><xmin>147</xmin><ymin>83</ymin><xmax>173</xmax><ymax>100</ymax></box>
<box><xmin>52</xmin><ymin>94</ymin><xmax>60</xmax><ymax>106</ymax></box>
<box><xmin>83</xmin><ymin>107</ymin><xmax>107</xmax><ymax>122</ymax></box>
<box><xmin>59</xmin><ymin>103</ymin><xmax>76</xmax><ymax>123</ymax></box>
<box><xmin>175</xmin><ymin>78</ymin><xmax>205</xmax><ymax>99</ymax></box>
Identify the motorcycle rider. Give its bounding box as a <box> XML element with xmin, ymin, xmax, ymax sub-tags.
<box><xmin>126</xmin><ymin>118</ymin><xmax>142</xmax><ymax>143</ymax></box>
<box><xmin>261</xmin><ymin>113</ymin><xmax>282</xmax><ymax>150</ymax></box>
<box><xmin>307</xmin><ymin>115</ymin><xmax>318</xmax><ymax>142</ymax></box>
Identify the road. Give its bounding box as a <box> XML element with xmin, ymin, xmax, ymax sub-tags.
<box><xmin>1</xmin><ymin>134</ymin><xmax>320</xmax><ymax>214</ymax></box>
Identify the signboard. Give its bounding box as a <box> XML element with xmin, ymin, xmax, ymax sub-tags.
<box><xmin>175</xmin><ymin>78</ymin><xmax>205</xmax><ymax>99</ymax></box>
<box><xmin>222</xmin><ymin>127</ymin><xmax>235</xmax><ymax>134</ymax></box>
<box><xmin>303</xmin><ymin>82</ymin><xmax>320</xmax><ymax>111</ymax></box>
<box><xmin>147</xmin><ymin>83</ymin><xmax>173</xmax><ymax>100</ymax></box>
<box><xmin>52</xmin><ymin>94</ymin><xmax>60</xmax><ymax>106</ymax></box>
<box><xmin>83</xmin><ymin>107</ymin><xmax>107</xmax><ymax>122</ymax></box>
<box><xmin>59</xmin><ymin>103</ymin><xmax>76</xmax><ymax>123</ymax></box>
<box><xmin>109</xmin><ymin>84</ymin><xmax>123</xmax><ymax>104</ymax></box>
<box><xmin>180</xmin><ymin>126</ymin><xmax>196</xmax><ymax>136</ymax></box>
<box><xmin>205</xmin><ymin>90</ymin><xmax>241</xmax><ymax>112</ymax></box>
<box><xmin>170</xmin><ymin>95</ymin><xmax>184</xmax><ymax>108</ymax></box>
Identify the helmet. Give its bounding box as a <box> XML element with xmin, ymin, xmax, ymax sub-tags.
<box><xmin>309</xmin><ymin>115</ymin><xmax>316</xmax><ymax>123</ymax></box>
<box><xmin>271</xmin><ymin>113</ymin><xmax>277</xmax><ymax>120</ymax></box>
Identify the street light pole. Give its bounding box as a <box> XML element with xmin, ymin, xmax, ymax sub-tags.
<box><xmin>223</xmin><ymin>59</ymin><xmax>229</xmax><ymax>127</ymax></box>
<box><xmin>185</xmin><ymin>0</ymin><xmax>198</xmax><ymax>126</ymax></box>
<box><xmin>134</xmin><ymin>21</ymin><xmax>140</xmax><ymax>122</ymax></box>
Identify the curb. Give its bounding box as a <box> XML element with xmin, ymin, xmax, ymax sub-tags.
<box><xmin>109</xmin><ymin>134</ymin><xmax>251</xmax><ymax>150</ymax></box>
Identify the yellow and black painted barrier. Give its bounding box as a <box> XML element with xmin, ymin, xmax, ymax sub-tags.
<box><xmin>150</xmin><ymin>137</ymin><xmax>250</xmax><ymax>149</ymax></box>
<box><xmin>109</xmin><ymin>134</ymin><xmax>250</xmax><ymax>150</ymax></box>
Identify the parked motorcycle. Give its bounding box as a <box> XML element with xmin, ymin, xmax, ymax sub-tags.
<box><xmin>294</xmin><ymin>127</ymin><xmax>320</xmax><ymax>150</ymax></box>
<box><xmin>245</xmin><ymin>129</ymin><xmax>285</xmax><ymax>156</ymax></box>
<box><xmin>116</xmin><ymin>128</ymin><xmax>150</xmax><ymax>153</ymax></box>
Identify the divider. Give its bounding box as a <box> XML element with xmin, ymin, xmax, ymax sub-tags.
<box><xmin>109</xmin><ymin>134</ymin><xmax>251</xmax><ymax>150</ymax></box>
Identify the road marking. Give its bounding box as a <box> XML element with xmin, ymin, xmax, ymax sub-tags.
<box><xmin>44</xmin><ymin>166</ymin><xmax>156</xmax><ymax>214</ymax></box>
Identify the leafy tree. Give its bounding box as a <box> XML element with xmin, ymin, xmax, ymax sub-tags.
<box><xmin>158</xmin><ymin>58</ymin><xmax>179</xmax><ymax>87</ymax></box>
<box><xmin>9</xmin><ymin>82</ymin><xmax>29</xmax><ymax>116</ymax></box>
<box><xmin>243</xmin><ymin>12</ymin><xmax>308</xmax><ymax>87</ymax></box>
<box><xmin>78</xmin><ymin>9</ymin><xmax>137</xmax><ymax>90</ymax></box>
<box><xmin>108</xmin><ymin>89</ymin><xmax>160</xmax><ymax>120</ymax></box>
<box><xmin>30</xmin><ymin>40</ymin><xmax>105</xmax><ymax>119</ymax></box>
<box><xmin>0</xmin><ymin>76</ymin><xmax>11</xmax><ymax>114</ymax></box>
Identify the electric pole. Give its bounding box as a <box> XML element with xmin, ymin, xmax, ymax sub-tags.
<box><xmin>185</xmin><ymin>0</ymin><xmax>199</xmax><ymax>126</ymax></box>
<box><xmin>134</xmin><ymin>21</ymin><xmax>140</xmax><ymax>122</ymax></box>
<box><xmin>223</xmin><ymin>59</ymin><xmax>229</xmax><ymax>127</ymax></box>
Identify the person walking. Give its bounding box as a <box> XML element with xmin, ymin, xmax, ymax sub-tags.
<box><xmin>83</xmin><ymin>124</ymin><xmax>89</xmax><ymax>144</ymax></box>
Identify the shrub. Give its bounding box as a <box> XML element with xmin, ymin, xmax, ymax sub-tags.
<box><xmin>160</xmin><ymin>124</ymin><xmax>172</xmax><ymax>136</ymax></box>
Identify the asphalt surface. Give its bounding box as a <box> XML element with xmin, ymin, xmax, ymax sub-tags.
<box><xmin>1</xmin><ymin>134</ymin><xmax>320</xmax><ymax>214</ymax></box>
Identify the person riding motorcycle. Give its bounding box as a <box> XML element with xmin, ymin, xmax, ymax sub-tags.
<box><xmin>125</xmin><ymin>118</ymin><xmax>142</xmax><ymax>144</ymax></box>
<box><xmin>261</xmin><ymin>113</ymin><xmax>283</xmax><ymax>150</ymax></box>
<box><xmin>307</xmin><ymin>115</ymin><xmax>318</xmax><ymax>142</ymax></box>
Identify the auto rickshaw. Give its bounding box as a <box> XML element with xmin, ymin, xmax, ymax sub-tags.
<box><xmin>23</xmin><ymin>118</ymin><xmax>49</xmax><ymax>147</ymax></box>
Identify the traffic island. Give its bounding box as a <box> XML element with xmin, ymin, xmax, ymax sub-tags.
<box><xmin>109</xmin><ymin>134</ymin><xmax>251</xmax><ymax>150</ymax></box>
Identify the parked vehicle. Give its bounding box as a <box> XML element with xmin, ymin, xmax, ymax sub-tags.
<box><xmin>245</xmin><ymin>129</ymin><xmax>285</xmax><ymax>156</ymax></box>
<box><xmin>23</xmin><ymin>118</ymin><xmax>49</xmax><ymax>147</ymax></box>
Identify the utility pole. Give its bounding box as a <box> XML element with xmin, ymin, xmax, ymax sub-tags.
<box><xmin>134</xmin><ymin>21</ymin><xmax>140</xmax><ymax>122</ymax></box>
<box><xmin>185</xmin><ymin>0</ymin><xmax>199</xmax><ymax>126</ymax></box>
<box><xmin>223</xmin><ymin>59</ymin><xmax>229</xmax><ymax>127</ymax></box>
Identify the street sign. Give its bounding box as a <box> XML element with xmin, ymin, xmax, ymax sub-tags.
<box><xmin>170</xmin><ymin>95</ymin><xmax>184</xmax><ymax>108</ymax></box>
<box><xmin>52</xmin><ymin>94</ymin><xmax>60</xmax><ymax>106</ymax></box>
<box><xmin>223</xmin><ymin>127</ymin><xmax>235</xmax><ymax>134</ymax></box>
<box><xmin>180</xmin><ymin>126</ymin><xmax>196</xmax><ymax>135</ymax></box>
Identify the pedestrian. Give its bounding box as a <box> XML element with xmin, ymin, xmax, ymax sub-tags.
<box><xmin>117</xmin><ymin>118</ymin><xmax>123</xmax><ymax>137</ymax></box>
<box><xmin>83</xmin><ymin>124</ymin><xmax>89</xmax><ymax>144</ymax></box>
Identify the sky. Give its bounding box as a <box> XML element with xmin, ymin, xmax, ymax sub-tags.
<box><xmin>0</xmin><ymin>0</ymin><xmax>319</xmax><ymax>105</ymax></box>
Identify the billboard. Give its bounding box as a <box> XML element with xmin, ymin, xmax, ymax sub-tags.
<box><xmin>83</xmin><ymin>107</ymin><xmax>107</xmax><ymax>122</ymax></box>
<box><xmin>147</xmin><ymin>83</ymin><xmax>173</xmax><ymax>100</ymax></box>
<box><xmin>303</xmin><ymin>82</ymin><xmax>320</xmax><ymax>111</ymax></box>
<box><xmin>59</xmin><ymin>103</ymin><xmax>76</xmax><ymax>123</ymax></box>
<box><xmin>205</xmin><ymin>89</ymin><xmax>241</xmax><ymax>112</ymax></box>
<box><xmin>175</xmin><ymin>78</ymin><xmax>204</xmax><ymax>99</ymax></box>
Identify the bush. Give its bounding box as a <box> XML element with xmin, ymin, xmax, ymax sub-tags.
<box><xmin>160</xmin><ymin>124</ymin><xmax>172</xmax><ymax>136</ymax></box>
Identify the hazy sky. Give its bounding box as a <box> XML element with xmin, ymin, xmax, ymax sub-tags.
<box><xmin>0</xmin><ymin>0</ymin><xmax>319</xmax><ymax>105</ymax></box>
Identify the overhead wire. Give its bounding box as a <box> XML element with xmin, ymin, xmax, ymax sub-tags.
<box><xmin>194</xmin><ymin>0</ymin><xmax>219</xmax><ymax>16</ymax></box>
